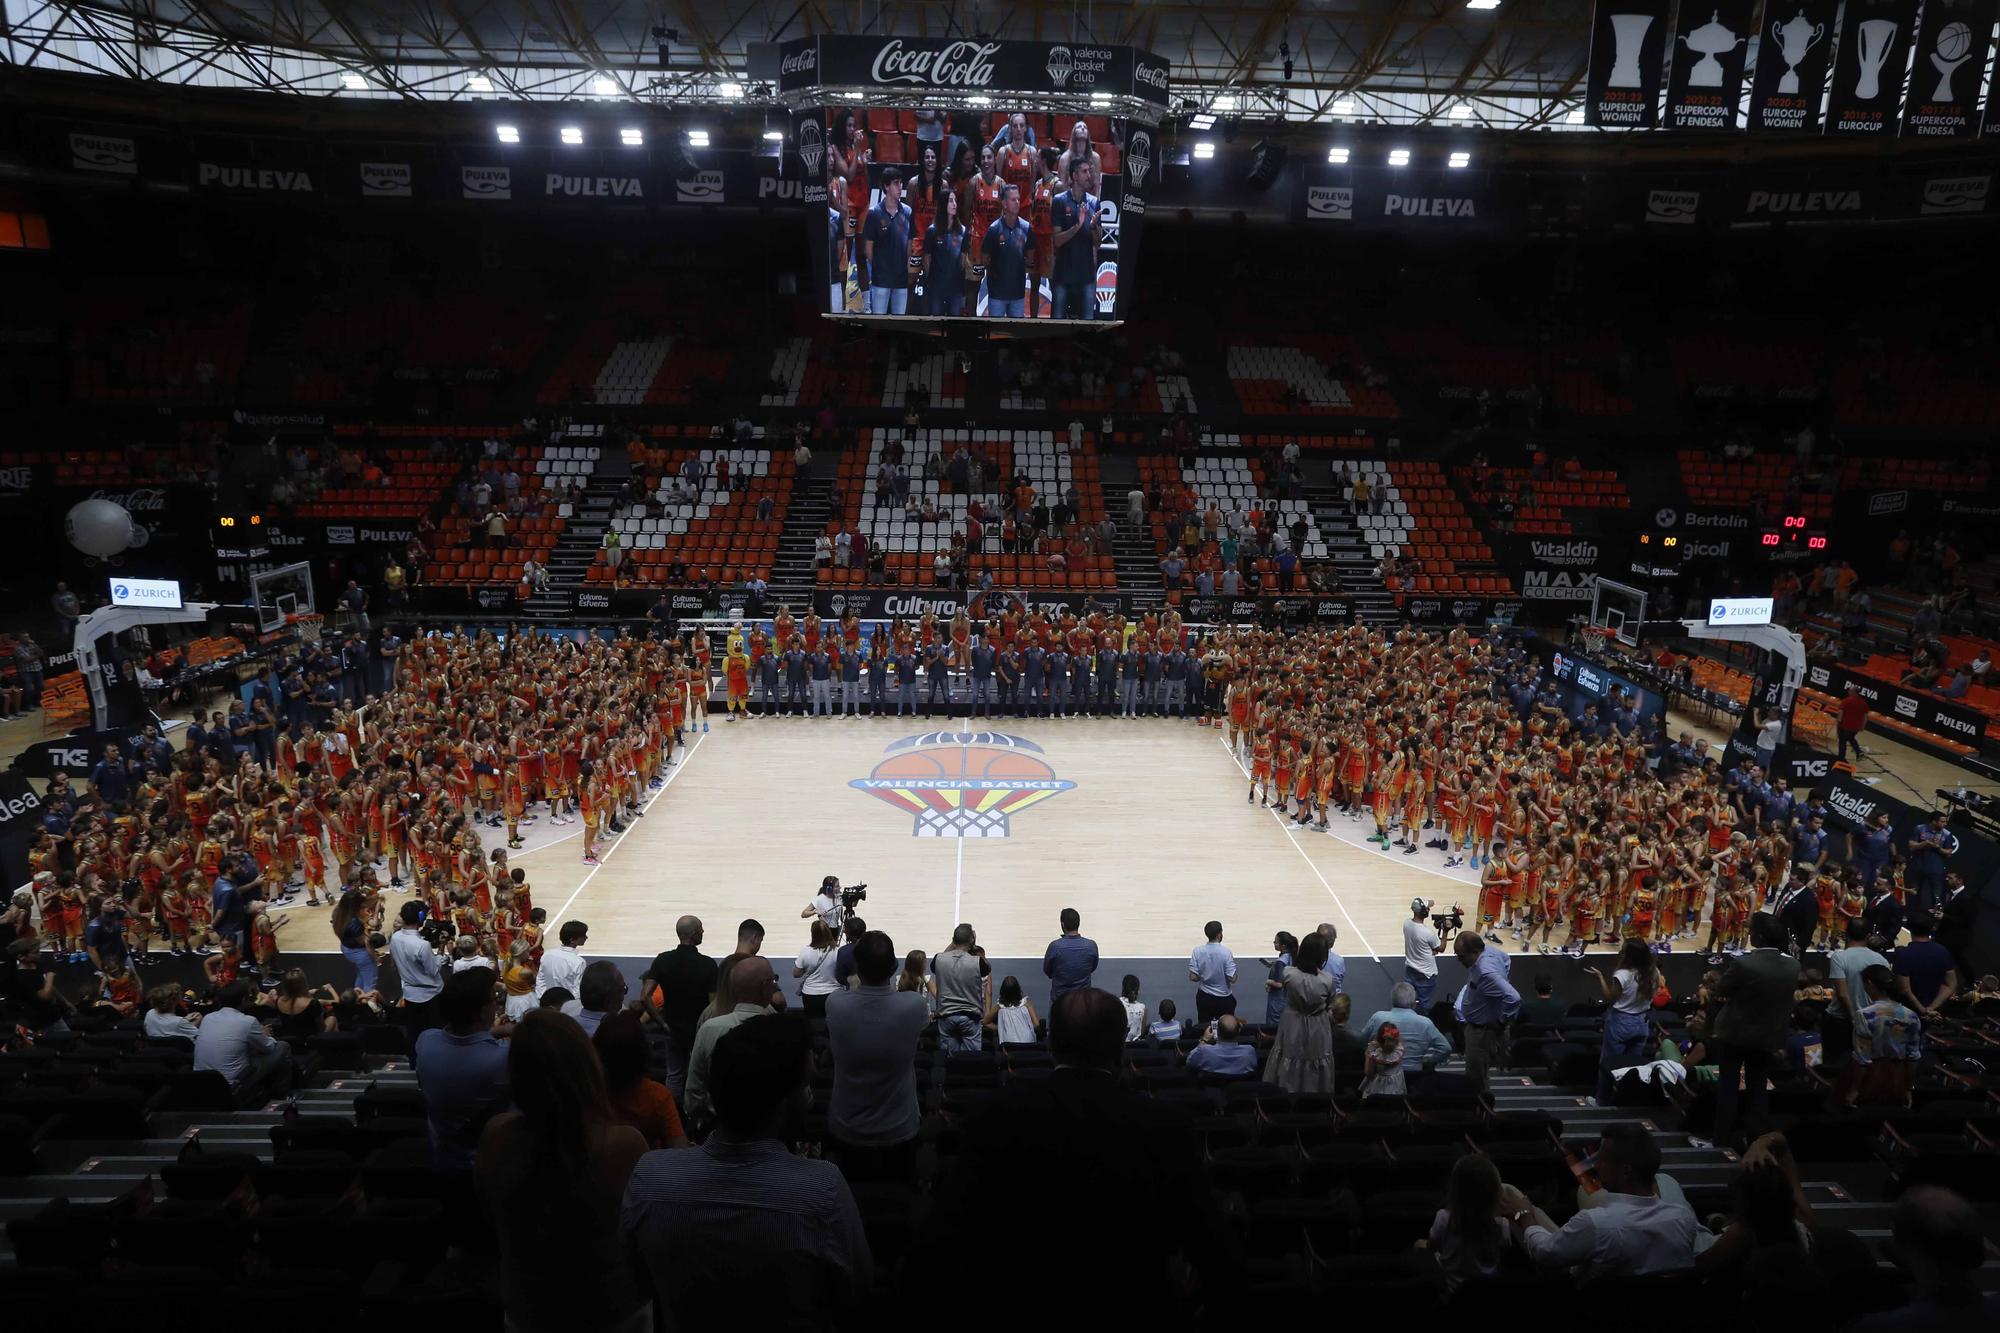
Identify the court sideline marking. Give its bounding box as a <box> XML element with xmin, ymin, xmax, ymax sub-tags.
<box><xmin>547</xmin><ymin>730</ymin><xmax>708</xmax><ymax>927</ymax></box>
<box><xmin>1215</xmin><ymin>733</ymin><xmax>1383</xmax><ymax>961</ymax></box>
<box><xmin>952</xmin><ymin>834</ymin><xmax>965</xmax><ymax>933</ymax></box>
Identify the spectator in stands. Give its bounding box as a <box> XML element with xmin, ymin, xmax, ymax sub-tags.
<box><xmin>1268</xmin><ymin>931</ymin><xmax>1338</xmax><ymax>1092</ymax></box>
<box><xmin>624</xmin><ymin>1014</ymin><xmax>870</xmax><ymax>1326</ymax></box>
<box><xmin>1519</xmin><ymin>974</ymin><xmax>1567</xmax><ymax>1028</ymax></box>
<box><xmin>13</xmin><ymin>634</ymin><xmax>43</xmax><ymax>711</ymax></box>
<box><xmin>1186</xmin><ymin>1012</ymin><xmax>1260</xmax><ymax>1079</ymax></box>
<box><xmin>1501</xmin><ymin>1122</ymin><xmax>1700</xmax><ymax>1280</ymax></box>
<box><xmin>1404</xmin><ymin>899</ymin><xmax>1442</xmax><ymax>1007</ymax></box>
<box><xmin>594</xmin><ymin>1010</ymin><xmax>687</xmax><ymax>1150</ymax></box>
<box><xmin>1455</xmin><ymin>932</ymin><xmax>1519</xmax><ymax>1090</ymax></box>
<box><xmin>193</xmin><ymin>980</ymin><xmax>292</xmax><ymax>1107</ymax></box>
<box><xmin>483</xmin><ymin>505</ymin><xmax>509</xmax><ymax>549</ymax></box>
<box><xmin>6</xmin><ymin>939</ymin><xmax>66</xmax><ymax>1036</ymax></box>
<box><xmin>415</xmin><ymin>966</ymin><xmax>511</xmax><ymax>1171</ymax></box>
<box><xmin>478</xmin><ymin>1009</ymin><xmax>649</xmax><ymax>1333</ymax></box>
<box><xmin>1585</xmin><ymin>940</ymin><xmax>1659</xmax><ymax>1105</ymax></box>
<box><xmin>390</xmin><ymin>900</ymin><xmax>446</xmax><ymax>1039</ymax></box>
<box><xmin>1042</xmin><ymin>906</ymin><xmax>1098</xmax><ymax>1012</ymax></box>
<box><xmin>1824</xmin><ymin>917</ymin><xmax>1888</xmax><ymax>1060</ymax></box>
<box><xmin>575</xmin><ymin>959</ymin><xmax>628</xmax><ymax>1038</ymax></box>
<box><xmin>1836</xmin><ymin>964</ymin><xmax>1922</xmax><ymax>1107</ymax></box>
<box><xmin>932</xmin><ymin>923</ymin><xmax>990</xmax><ymax>1054</ymax></box>
<box><xmin>1855</xmin><ymin>1187</ymin><xmax>1999</xmax><ymax>1330</ymax></box>
<box><xmin>825</xmin><ymin>930</ymin><xmax>930</xmax><ymax>1182</ymax></box>
<box><xmin>1709</xmin><ymin>912</ymin><xmax>1800</xmax><ymax>1149</ymax></box>
<box><xmin>1188</xmin><ymin>918</ymin><xmax>1237</xmax><ymax>1025</ymax></box>
<box><xmin>535</xmin><ymin>918</ymin><xmax>588</xmax><ymax>999</ymax></box>
<box><xmin>144</xmin><ymin>983</ymin><xmax>200</xmax><ymax>1042</ymax></box>
<box><xmin>1892</xmin><ymin>911</ymin><xmax>1957</xmax><ymax>1016</ymax></box>
<box><xmin>683</xmin><ymin>954</ymin><xmax>783</xmax><ymax>1128</ymax></box>
<box><xmin>49</xmin><ymin>582</ymin><xmax>80</xmax><ymax>638</ymax></box>
<box><xmin>640</xmin><ymin>915</ymin><xmax>717</xmax><ymax>1105</ymax></box>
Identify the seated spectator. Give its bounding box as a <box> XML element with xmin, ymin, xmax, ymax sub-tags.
<box><xmin>1185</xmin><ymin>1012</ymin><xmax>1260</xmax><ymax>1078</ymax></box>
<box><xmin>1519</xmin><ymin>973</ymin><xmax>1568</xmax><ymax>1028</ymax></box>
<box><xmin>1501</xmin><ymin>1122</ymin><xmax>1701</xmax><ymax>1280</ymax></box>
<box><xmin>1361</xmin><ymin>981</ymin><xmax>1456</xmax><ymax>1070</ymax></box>
<box><xmin>918</xmin><ymin>989</ymin><xmax>1229</xmax><ymax>1319</ymax></box>
<box><xmin>143</xmin><ymin>982</ymin><xmax>200</xmax><ymax>1042</ymax></box>
<box><xmin>594</xmin><ymin>1009</ymin><xmax>688</xmax><ymax>1150</ymax></box>
<box><xmin>988</xmin><ymin>974</ymin><xmax>1040</xmax><ymax>1044</ymax></box>
<box><xmin>414</xmin><ymin>966</ymin><xmax>511</xmax><ymax>1171</ymax></box>
<box><xmin>623</xmin><ymin>1014</ymin><xmax>871</xmax><ymax>1326</ymax></box>
<box><xmin>1117</xmin><ymin>973</ymin><xmax>1146</xmax><ymax>1041</ymax></box>
<box><xmin>1855</xmin><ymin>1187</ymin><xmax>2000</xmax><ymax>1331</ymax></box>
<box><xmin>1426</xmin><ymin>1154</ymin><xmax>1517</xmax><ymax>1294</ymax></box>
<box><xmin>1147</xmin><ymin>995</ymin><xmax>1183</xmax><ymax>1042</ymax></box>
<box><xmin>193</xmin><ymin>980</ymin><xmax>293</xmax><ymax>1108</ymax></box>
<box><xmin>477</xmin><ymin>1009</ymin><xmax>649</xmax><ymax>1333</ymax></box>
<box><xmin>575</xmin><ymin>958</ymin><xmax>628</xmax><ymax>1037</ymax></box>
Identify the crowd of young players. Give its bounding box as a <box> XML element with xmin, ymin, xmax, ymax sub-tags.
<box><xmin>828</xmin><ymin>110</ymin><xmax>1107</xmax><ymax>318</ymax></box>
<box><xmin>1216</xmin><ymin>622</ymin><xmax>1925</xmax><ymax>959</ymax></box>
<box><xmin>15</xmin><ymin>630</ymin><xmax>712</xmax><ymax>988</ymax></box>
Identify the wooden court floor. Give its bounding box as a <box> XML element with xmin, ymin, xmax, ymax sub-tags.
<box><xmin>496</xmin><ymin>715</ymin><xmax>1488</xmax><ymax>964</ymax></box>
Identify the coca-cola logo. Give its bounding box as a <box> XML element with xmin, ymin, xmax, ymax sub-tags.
<box><xmin>91</xmin><ymin>487</ymin><xmax>167</xmax><ymax>512</ymax></box>
<box><xmin>780</xmin><ymin>45</ymin><xmax>818</xmax><ymax>76</ymax></box>
<box><xmin>1134</xmin><ymin>61</ymin><xmax>1170</xmax><ymax>91</ymax></box>
<box><xmin>869</xmin><ymin>39</ymin><xmax>1001</xmax><ymax>89</ymax></box>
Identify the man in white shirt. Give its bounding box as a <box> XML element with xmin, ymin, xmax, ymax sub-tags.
<box><xmin>389</xmin><ymin>901</ymin><xmax>446</xmax><ymax>1039</ymax></box>
<box><xmin>1188</xmin><ymin>920</ymin><xmax>1238</xmax><ymax>1026</ymax></box>
<box><xmin>535</xmin><ymin>919</ymin><xmax>589</xmax><ymax>999</ymax></box>
<box><xmin>1502</xmin><ymin>1124</ymin><xmax>1701</xmax><ymax>1282</ymax></box>
<box><xmin>1403</xmin><ymin>899</ymin><xmax>1441</xmax><ymax>1009</ymax></box>
<box><xmin>193</xmin><ymin>982</ymin><xmax>292</xmax><ymax>1107</ymax></box>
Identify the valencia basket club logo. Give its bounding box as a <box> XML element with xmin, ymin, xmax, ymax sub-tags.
<box><xmin>851</xmin><ymin>732</ymin><xmax>1074</xmax><ymax>838</ymax></box>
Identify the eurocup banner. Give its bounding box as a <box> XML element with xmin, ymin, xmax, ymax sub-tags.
<box><xmin>1825</xmin><ymin>0</ymin><xmax>1919</xmax><ymax>135</ymax></box>
<box><xmin>778</xmin><ymin>36</ymin><xmax>1164</xmax><ymax>322</ymax></box>
<box><xmin>1585</xmin><ymin>0</ymin><xmax>1674</xmax><ymax>126</ymax></box>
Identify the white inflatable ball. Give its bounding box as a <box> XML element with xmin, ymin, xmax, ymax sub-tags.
<box><xmin>65</xmin><ymin>498</ymin><xmax>135</xmax><ymax>557</ymax></box>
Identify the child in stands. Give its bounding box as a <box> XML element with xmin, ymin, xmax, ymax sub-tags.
<box><xmin>1118</xmin><ymin>974</ymin><xmax>1147</xmax><ymax>1042</ymax></box>
<box><xmin>989</xmin><ymin>975</ymin><xmax>1039</xmax><ymax>1045</ymax></box>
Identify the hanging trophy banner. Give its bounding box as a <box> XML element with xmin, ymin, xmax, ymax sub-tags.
<box><xmin>1825</xmin><ymin>0</ymin><xmax>1919</xmax><ymax>135</ymax></box>
<box><xmin>1665</xmin><ymin>0</ymin><xmax>1760</xmax><ymax>128</ymax></box>
<box><xmin>1749</xmin><ymin>0</ymin><xmax>1839</xmax><ymax>130</ymax></box>
<box><xmin>1585</xmin><ymin>0</ymin><xmax>1675</xmax><ymax>126</ymax></box>
<box><xmin>1902</xmin><ymin>0</ymin><xmax>1998</xmax><ymax>138</ymax></box>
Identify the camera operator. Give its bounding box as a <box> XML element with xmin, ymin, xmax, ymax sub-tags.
<box><xmin>1403</xmin><ymin>898</ymin><xmax>1443</xmax><ymax>1009</ymax></box>
<box><xmin>390</xmin><ymin>900</ymin><xmax>447</xmax><ymax>1040</ymax></box>
<box><xmin>803</xmin><ymin>876</ymin><xmax>845</xmax><ymax>933</ymax></box>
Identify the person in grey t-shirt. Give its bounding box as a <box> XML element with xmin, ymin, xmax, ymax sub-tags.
<box><xmin>932</xmin><ymin>924</ymin><xmax>992</xmax><ymax>1053</ymax></box>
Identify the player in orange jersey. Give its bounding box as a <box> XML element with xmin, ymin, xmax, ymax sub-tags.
<box><xmin>1249</xmin><ymin>728</ymin><xmax>1275</xmax><ymax>805</ymax></box>
<box><xmin>1028</xmin><ymin>148</ymin><xmax>1057</xmax><ymax>317</ymax></box>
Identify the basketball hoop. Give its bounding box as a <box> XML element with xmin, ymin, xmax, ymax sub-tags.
<box><xmin>1579</xmin><ymin>624</ymin><xmax>1609</xmax><ymax>658</ymax></box>
<box><xmin>287</xmin><ymin>612</ymin><xmax>324</xmax><ymax>646</ymax></box>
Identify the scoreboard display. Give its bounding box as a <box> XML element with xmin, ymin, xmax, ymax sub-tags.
<box><xmin>1757</xmin><ymin>514</ymin><xmax>1830</xmax><ymax>557</ymax></box>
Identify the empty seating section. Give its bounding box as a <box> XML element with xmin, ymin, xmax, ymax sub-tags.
<box><xmin>1676</xmin><ymin>450</ymin><xmax>1833</xmax><ymax>521</ymax></box>
<box><xmin>292</xmin><ymin>436</ymin><xmax>469</xmax><ymax>521</ymax></box>
<box><xmin>0</xmin><ymin>446</ymin><xmax>200</xmax><ymax>487</ymax></box>
<box><xmin>591</xmin><ymin>338</ymin><xmax>675</xmax><ymax>405</ymax></box>
<box><xmin>594</xmin><ymin>446</ymin><xmax>790</xmax><ymax>584</ymax></box>
<box><xmin>1838</xmin><ymin>455</ymin><xmax>1977</xmax><ymax>493</ymax></box>
<box><xmin>66</xmin><ymin>288</ymin><xmax>252</xmax><ymax>404</ymax></box>
<box><xmin>1672</xmin><ymin>332</ymin><xmax>1818</xmax><ymax>397</ymax></box>
<box><xmin>1831</xmin><ymin>349</ymin><xmax>2000</xmax><ymax>430</ymax></box>
<box><xmin>1225</xmin><ymin>335</ymin><xmax>1398</xmax><ymax>417</ymax></box>
<box><xmin>882</xmin><ymin>352</ymin><xmax>966</xmax><ymax>409</ymax></box>
<box><xmin>761</xmin><ymin>337</ymin><xmax>813</xmax><ymax>408</ymax></box>
<box><xmin>1457</xmin><ymin>466</ymin><xmax>1631</xmax><ymax>536</ymax></box>
<box><xmin>1546</xmin><ymin>335</ymin><xmax>1635</xmax><ymax>417</ymax></box>
<box><xmin>284</xmin><ymin>291</ymin><xmax>547</xmax><ymax>406</ymax></box>
<box><xmin>1381</xmin><ymin>326</ymin><xmax>1534</xmax><ymax>397</ymax></box>
<box><xmin>827</xmin><ymin>429</ymin><xmax>1113</xmax><ymax>591</ymax></box>
<box><xmin>421</xmin><ymin>446</ymin><xmax>561</xmax><ymax>588</ymax></box>
<box><xmin>1377</xmin><ymin>462</ymin><xmax>1513</xmax><ymax>597</ymax></box>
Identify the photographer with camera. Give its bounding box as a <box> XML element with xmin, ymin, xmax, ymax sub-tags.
<box><xmin>1403</xmin><ymin>899</ymin><xmax>1443</xmax><ymax>1009</ymax></box>
<box><xmin>804</xmin><ymin>877</ymin><xmax>844</xmax><ymax>933</ymax></box>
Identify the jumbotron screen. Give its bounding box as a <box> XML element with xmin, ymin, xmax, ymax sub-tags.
<box><xmin>807</xmin><ymin>106</ymin><xmax>1147</xmax><ymax>322</ymax></box>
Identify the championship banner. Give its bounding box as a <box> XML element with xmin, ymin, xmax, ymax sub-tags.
<box><xmin>1901</xmin><ymin>0</ymin><xmax>1997</xmax><ymax>138</ymax></box>
<box><xmin>1584</xmin><ymin>0</ymin><xmax>1673</xmax><ymax>127</ymax></box>
<box><xmin>1749</xmin><ymin>0</ymin><xmax>1839</xmax><ymax>131</ymax></box>
<box><xmin>1802</xmin><ymin>659</ymin><xmax>1989</xmax><ymax>744</ymax></box>
<box><xmin>777</xmin><ymin>37</ymin><xmax>1172</xmax><ymax>108</ymax></box>
<box><xmin>1664</xmin><ymin>0</ymin><xmax>1759</xmax><ymax>129</ymax></box>
<box><xmin>1824</xmin><ymin>0</ymin><xmax>1918</xmax><ymax>135</ymax></box>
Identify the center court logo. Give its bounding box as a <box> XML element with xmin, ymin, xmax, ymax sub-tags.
<box><xmin>852</xmin><ymin>732</ymin><xmax>1074</xmax><ymax>838</ymax></box>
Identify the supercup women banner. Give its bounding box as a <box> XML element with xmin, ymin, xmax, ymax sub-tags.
<box><xmin>1824</xmin><ymin>0</ymin><xmax>1918</xmax><ymax>135</ymax></box>
<box><xmin>1584</xmin><ymin>0</ymin><xmax>1674</xmax><ymax>126</ymax></box>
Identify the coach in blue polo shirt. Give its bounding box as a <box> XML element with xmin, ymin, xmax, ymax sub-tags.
<box><xmin>982</xmin><ymin>184</ymin><xmax>1033</xmax><ymax>318</ymax></box>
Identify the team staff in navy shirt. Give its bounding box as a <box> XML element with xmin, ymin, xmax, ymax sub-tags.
<box><xmin>919</xmin><ymin>187</ymin><xmax>969</xmax><ymax>317</ymax></box>
<box><xmin>861</xmin><ymin>170</ymin><xmax>914</xmax><ymax>316</ymax></box>
<box><xmin>981</xmin><ymin>184</ymin><xmax>1033</xmax><ymax>318</ymax></box>
<box><xmin>1048</xmin><ymin>159</ymin><xmax>1100</xmax><ymax>320</ymax></box>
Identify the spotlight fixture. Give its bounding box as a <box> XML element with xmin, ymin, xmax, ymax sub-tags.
<box><xmin>466</xmin><ymin>73</ymin><xmax>494</xmax><ymax>93</ymax></box>
<box><xmin>652</xmin><ymin>25</ymin><xmax>678</xmax><ymax>67</ymax></box>
<box><xmin>1091</xmin><ymin>91</ymin><xmax>1112</xmax><ymax>105</ymax></box>
<box><xmin>340</xmin><ymin>72</ymin><xmax>366</xmax><ymax>90</ymax></box>
<box><xmin>762</xmin><ymin>129</ymin><xmax>785</xmax><ymax>142</ymax></box>
<box><xmin>1193</xmin><ymin>141</ymin><xmax>1216</xmax><ymax>159</ymax></box>
<box><xmin>560</xmin><ymin>126</ymin><xmax>584</xmax><ymax>145</ymax></box>
<box><xmin>593</xmin><ymin>75</ymin><xmax>619</xmax><ymax>96</ymax></box>
<box><xmin>1387</xmin><ymin>148</ymin><xmax>1410</xmax><ymax>166</ymax></box>
<box><xmin>1332</xmin><ymin>97</ymin><xmax>1356</xmax><ymax>116</ymax></box>
<box><xmin>686</xmin><ymin>129</ymin><xmax>710</xmax><ymax>147</ymax></box>
<box><xmin>621</xmin><ymin>127</ymin><xmax>645</xmax><ymax>146</ymax></box>
<box><xmin>1188</xmin><ymin>112</ymin><xmax>1217</xmax><ymax>129</ymax></box>
<box><xmin>496</xmin><ymin>124</ymin><xmax>520</xmax><ymax>143</ymax></box>
<box><xmin>1327</xmin><ymin>146</ymin><xmax>1350</xmax><ymax>164</ymax></box>
<box><xmin>1467</xmin><ymin>0</ymin><xmax>1502</xmax><ymax>9</ymax></box>
<box><xmin>1567</xmin><ymin>106</ymin><xmax>1586</xmax><ymax>123</ymax></box>
<box><xmin>1450</xmin><ymin>102</ymin><xmax>1472</xmax><ymax>119</ymax></box>
<box><xmin>1449</xmin><ymin>151</ymin><xmax>1472</xmax><ymax>168</ymax></box>
<box><xmin>718</xmin><ymin>81</ymin><xmax>745</xmax><ymax>99</ymax></box>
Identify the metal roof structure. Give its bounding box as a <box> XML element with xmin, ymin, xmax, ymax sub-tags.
<box><xmin>1</xmin><ymin>0</ymin><xmax>1615</xmax><ymax>129</ymax></box>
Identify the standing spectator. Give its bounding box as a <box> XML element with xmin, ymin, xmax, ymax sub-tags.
<box><xmin>414</xmin><ymin>967</ymin><xmax>511</xmax><ymax>1171</ymax></box>
<box><xmin>683</xmin><ymin>956</ymin><xmax>783</xmax><ymax>1128</ymax></box>
<box><xmin>535</xmin><ymin>919</ymin><xmax>588</xmax><ymax>998</ymax></box>
<box><xmin>595</xmin><ymin>1011</ymin><xmax>688</xmax><ymax>1150</ymax></box>
<box><xmin>1454</xmin><ymin>933</ymin><xmax>1520</xmax><ymax>1091</ymax></box>
<box><xmin>1585</xmin><ymin>940</ymin><xmax>1658</xmax><ymax>1105</ymax></box>
<box><xmin>917</xmin><ymin>989</ymin><xmax>1229</xmax><ymax>1320</ymax></box>
<box><xmin>1937</xmin><ymin>871</ymin><xmax>1976</xmax><ymax>982</ymax></box>
<box><xmin>1041</xmin><ymin>907</ymin><xmax>1098</xmax><ymax>1012</ymax></box>
<box><xmin>1267</xmin><ymin>931</ymin><xmax>1338</xmax><ymax>1093</ymax></box>
<box><xmin>1892</xmin><ymin>911</ymin><xmax>1958</xmax><ymax>1015</ymax></box>
<box><xmin>824</xmin><ymin>931</ymin><xmax>930</xmax><ymax>1182</ymax></box>
<box><xmin>1188</xmin><ymin>919</ymin><xmax>1237</xmax><ymax>1025</ymax></box>
<box><xmin>14</xmin><ymin>634</ymin><xmax>44</xmax><ymax>711</ymax></box>
<box><xmin>791</xmin><ymin>921</ymin><xmax>842</xmax><ymax>1019</ymax></box>
<box><xmin>931</xmin><ymin>923</ymin><xmax>990</xmax><ymax>1054</ymax></box>
<box><xmin>192</xmin><ymin>981</ymin><xmax>293</xmax><ymax>1108</ymax></box>
<box><xmin>1500</xmin><ymin>1124</ymin><xmax>1700</xmax><ymax>1280</ymax></box>
<box><xmin>1403</xmin><ymin>899</ymin><xmax>1442</xmax><ymax>1008</ymax></box>
<box><xmin>476</xmin><ymin>1010</ymin><xmax>649</xmax><ymax>1333</ymax></box>
<box><xmin>1316</xmin><ymin>921</ymin><xmax>1348</xmax><ymax>994</ymax></box>
<box><xmin>1836</xmin><ymin>965</ymin><xmax>1923</xmax><ymax>1107</ymax></box>
<box><xmin>641</xmin><ymin>915</ymin><xmax>716</xmax><ymax>1105</ymax></box>
<box><xmin>622</xmin><ymin>1015</ymin><xmax>871</xmax><ymax>1326</ymax></box>
<box><xmin>1905</xmin><ymin>812</ymin><xmax>1958</xmax><ymax>914</ymax></box>
<box><xmin>1824</xmin><ymin>916</ymin><xmax>1888</xmax><ymax>1059</ymax></box>
<box><xmin>1835</xmin><ymin>683</ymin><xmax>1869</xmax><ymax>762</ymax></box>
<box><xmin>50</xmin><ymin>582</ymin><xmax>81</xmax><ymax>637</ymax></box>
<box><xmin>389</xmin><ymin>901</ymin><xmax>446</xmax><ymax>1039</ymax></box>
<box><xmin>1708</xmin><ymin>913</ymin><xmax>1801</xmax><ymax>1149</ymax></box>
<box><xmin>1261</xmin><ymin>930</ymin><xmax>1297</xmax><ymax>1028</ymax></box>
<box><xmin>575</xmin><ymin>960</ymin><xmax>628</xmax><ymax>1038</ymax></box>
<box><xmin>337</xmin><ymin>579</ymin><xmax>369</xmax><ymax>630</ymax></box>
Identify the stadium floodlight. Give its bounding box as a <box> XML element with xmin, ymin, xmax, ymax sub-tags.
<box><xmin>1188</xmin><ymin>112</ymin><xmax>1217</xmax><ymax>129</ymax></box>
<box><xmin>1193</xmin><ymin>141</ymin><xmax>1216</xmax><ymax>159</ymax></box>
<box><xmin>1450</xmin><ymin>102</ymin><xmax>1472</xmax><ymax>119</ymax></box>
<box><xmin>1467</xmin><ymin>0</ymin><xmax>1503</xmax><ymax>9</ymax></box>
<box><xmin>621</xmin><ymin>127</ymin><xmax>645</xmax><ymax>146</ymax></box>
<box><xmin>467</xmin><ymin>73</ymin><xmax>495</xmax><ymax>93</ymax></box>
<box><xmin>340</xmin><ymin>72</ymin><xmax>367</xmax><ymax>90</ymax></box>
<box><xmin>686</xmin><ymin>129</ymin><xmax>711</xmax><ymax>147</ymax></box>
<box><xmin>593</xmin><ymin>76</ymin><xmax>619</xmax><ymax>96</ymax></box>
<box><xmin>1387</xmin><ymin>148</ymin><xmax>1411</xmax><ymax>166</ymax></box>
<box><xmin>718</xmin><ymin>82</ymin><xmax>745</xmax><ymax>99</ymax></box>
<box><xmin>496</xmin><ymin>124</ymin><xmax>521</xmax><ymax>143</ymax></box>
<box><xmin>1214</xmin><ymin>95</ymin><xmax>1239</xmax><ymax>111</ymax></box>
<box><xmin>560</xmin><ymin>126</ymin><xmax>584</xmax><ymax>145</ymax></box>
<box><xmin>1332</xmin><ymin>97</ymin><xmax>1356</xmax><ymax>116</ymax></box>
<box><xmin>761</xmin><ymin>129</ymin><xmax>785</xmax><ymax>142</ymax></box>
<box><xmin>967</xmin><ymin>94</ymin><xmax>993</xmax><ymax>106</ymax></box>
<box><xmin>1327</xmin><ymin>147</ymin><xmax>1350</xmax><ymax>164</ymax></box>
<box><xmin>1567</xmin><ymin>106</ymin><xmax>1586</xmax><ymax>123</ymax></box>
<box><xmin>1091</xmin><ymin>92</ymin><xmax>1112</xmax><ymax>105</ymax></box>
<box><xmin>1449</xmin><ymin>151</ymin><xmax>1472</xmax><ymax>168</ymax></box>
